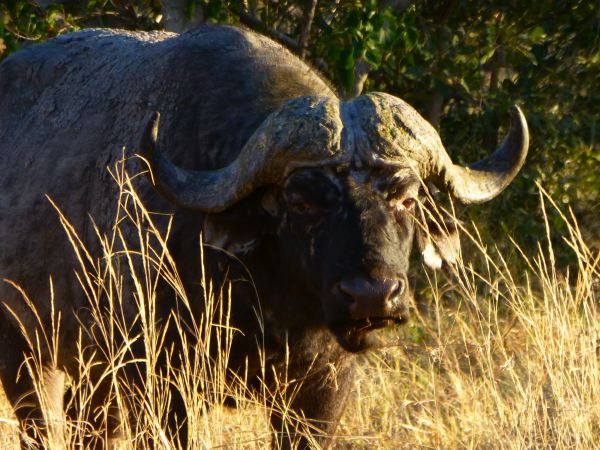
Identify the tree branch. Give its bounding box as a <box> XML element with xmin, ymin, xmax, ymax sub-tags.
<box><xmin>299</xmin><ymin>0</ymin><xmax>318</xmax><ymax>59</ymax></box>
<box><xmin>346</xmin><ymin>58</ymin><xmax>371</xmax><ymax>99</ymax></box>
<box><xmin>483</xmin><ymin>13</ymin><xmax>505</xmax><ymax>151</ymax></box>
<box><xmin>232</xmin><ymin>7</ymin><xmax>301</xmax><ymax>53</ymax></box>
<box><xmin>426</xmin><ymin>0</ymin><xmax>457</xmax><ymax>129</ymax></box>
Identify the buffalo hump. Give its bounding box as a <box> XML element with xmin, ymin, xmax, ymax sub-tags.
<box><xmin>0</xmin><ymin>26</ymin><xmax>334</xmax><ymax>335</ymax></box>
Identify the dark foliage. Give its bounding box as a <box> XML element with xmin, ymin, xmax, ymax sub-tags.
<box><xmin>1</xmin><ymin>0</ymin><xmax>598</xmax><ymax>263</ymax></box>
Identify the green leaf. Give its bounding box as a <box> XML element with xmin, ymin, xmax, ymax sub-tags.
<box><xmin>479</xmin><ymin>47</ymin><xmax>496</xmax><ymax>64</ymax></box>
<box><xmin>366</xmin><ymin>47</ymin><xmax>382</xmax><ymax>67</ymax></box>
<box><xmin>337</xmin><ymin>47</ymin><xmax>355</xmax><ymax>92</ymax></box>
<box><xmin>530</xmin><ymin>25</ymin><xmax>545</xmax><ymax>43</ymax></box>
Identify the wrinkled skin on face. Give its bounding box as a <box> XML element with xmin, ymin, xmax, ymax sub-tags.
<box><xmin>142</xmin><ymin>86</ymin><xmax>525</xmax><ymax>360</ymax></box>
<box><xmin>277</xmin><ymin>167</ymin><xmax>417</xmax><ymax>351</ymax></box>
<box><xmin>205</xmin><ymin>165</ymin><xmax>460</xmax><ymax>353</ymax></box>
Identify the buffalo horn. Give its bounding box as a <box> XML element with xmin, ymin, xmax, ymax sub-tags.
<box><xmin>433</xmin><ymin>105</ymin><xmax>529</xmax><ymax>204</ymax></box>
<box><xmin>139</xmin><ymin>97</ymin><xmax>344</xmax><ymax>212</ymax></box>
<box><xmin>139</xmin><ymin>112</ymin><xmax>248</xmax><ymax>212</ymax></box>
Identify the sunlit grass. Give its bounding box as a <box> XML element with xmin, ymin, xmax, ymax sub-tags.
<box><xmin>0</xmin><ymin>158</ymin><xmax>598</xmax><ymax>449</ymax></box>
<box><xmin>340</xmin><ymin>190</ymin><xmax>600</xmax><ymax>449</ymax></box>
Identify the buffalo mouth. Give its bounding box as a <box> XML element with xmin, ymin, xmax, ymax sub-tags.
<box><xmin>331</xmin><ymin>316</ymin><xmax>406</xmax><ymax>353</ymax></box>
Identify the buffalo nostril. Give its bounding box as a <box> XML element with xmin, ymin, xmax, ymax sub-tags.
<box><xmin>395</xmin><ymin>277</ymin><xmax>405</xmax><ymax>297</ymax></box>
<box><xmin>383</xmin><ymin>278</ymin><xmax>400</xmax><ymax>301</ymax></box>
<box><xmin>339</xmin><ymin>277</ymin><xmax>399</xmax><ymax>301</ymax></box>
<box><xmin>339</xmin><ymin>276</ymin><xmax>403</xmax><ymax>319</ymax></box>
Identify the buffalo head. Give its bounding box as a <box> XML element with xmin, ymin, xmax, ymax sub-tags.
<box><xmin>141</xmin><ymin>93</ymin><xmax>528</xmax><ymax>352</ymax></box>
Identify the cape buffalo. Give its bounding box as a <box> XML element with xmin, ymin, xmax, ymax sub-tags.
<box><xmin>0</xmin><ymin>25</ymin><xmax>528</xmax><ymax>448</ymax></box>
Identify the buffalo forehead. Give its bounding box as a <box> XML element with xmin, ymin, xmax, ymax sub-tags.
<box><xmin>254</xmin><ymin>93</ymin><xmax>445</xmax><ymax>185</ymax></box>
<box><xmin>257</xmin><ymin>96</ymin><xmax>348</xmax><ymax>181</ymax></box>
<box><xmin>347</xmin><ymin>92</ymin><xmax>443</xmax><ymax>175</ymax></box>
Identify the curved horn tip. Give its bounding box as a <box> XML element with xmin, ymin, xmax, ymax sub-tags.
<box><xmin>436</xmin><ymin>104</ymin><xmax>530</xmax><ymax>205</ymax></box>
<box><xmin>510</xmin><ymin>104</ymin><xmax>529</xmax><ymax>142</ymax></box>
<box><xmin>511</xmin><ymin>104</ymin><xmax>524</xmax><ymax>118</ymax></box>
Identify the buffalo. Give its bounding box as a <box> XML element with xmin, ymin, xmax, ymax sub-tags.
<box><xmin>0</xmin><ymin>25</ymin><xmax>528</xmax><ymax>448</ymax></box>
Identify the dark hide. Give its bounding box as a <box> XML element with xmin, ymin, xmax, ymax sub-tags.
<box><xmin>0</xmin><ymin>26</ymin><xmax>460</xmax><ymax>449</ymax></box>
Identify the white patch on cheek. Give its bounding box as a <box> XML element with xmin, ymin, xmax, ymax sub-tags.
<box><xmin>422</xmin><ymin>242</ymin><xmax>443</xmax><ymax>270</ymax></box>
<box><xmin>392</xmin><ymin>201</ymin><xmax>405</xmax><ymax>213</ymax></box>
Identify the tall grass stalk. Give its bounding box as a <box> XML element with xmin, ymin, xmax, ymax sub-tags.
<box><xmin>0</xmin><ymin>160</ymin><xmax>598</xmax><ymax>449</ymax></box>
<box><xmin>343</xmin><ymin>189</ymin><xmax>599</xmax><ymax>449</ymax></box>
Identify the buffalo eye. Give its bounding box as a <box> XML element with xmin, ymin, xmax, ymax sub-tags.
<box><xmin>286</xmin><ymin>193</ymin><xmax>320</xmax><ymax>214</ymax></box>
<box><xmin>283</xmin><ymin>169</ymin><xmax>341</xmax><ymax>215</ymax></box>
<box><xmin>387</xmin><ymin>194</ymin><xmax>417</xmax><ymax>213</ymax></box>
<box><xmin>401</xmin><ymin>197</ymin><xmax>416</xmax><ymax>211</ymax></box>
<box><xmin>293</xmin><ymin>203</ymin><xmax>313</xmax><ymax>212</ymax></box>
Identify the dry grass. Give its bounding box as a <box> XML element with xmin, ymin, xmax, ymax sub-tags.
<box><xmin>0</xmin><ymin>159</ymin><xmax>598</xmax><ymax>449</ymax></box>
<box><xmin>339</xmin><ymin>192</ymin><xmax>600</xmax><ymax>449</ymax></box>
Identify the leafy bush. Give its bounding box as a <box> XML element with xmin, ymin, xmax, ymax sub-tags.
<box><xmin>1</xmin><ymin>0</ymin><xmax>598</xmax><ymax>263</ymax></box>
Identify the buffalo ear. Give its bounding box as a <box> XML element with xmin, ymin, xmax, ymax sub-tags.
<box><xmin>415</xmin><ymin>198</ymin><xmax>461</xmax><ymax>270</ymax></box>
<box><xmin>202</xmin><ymin>189</ymin><xmax>277</xmax><ymax>256</ymax></box>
